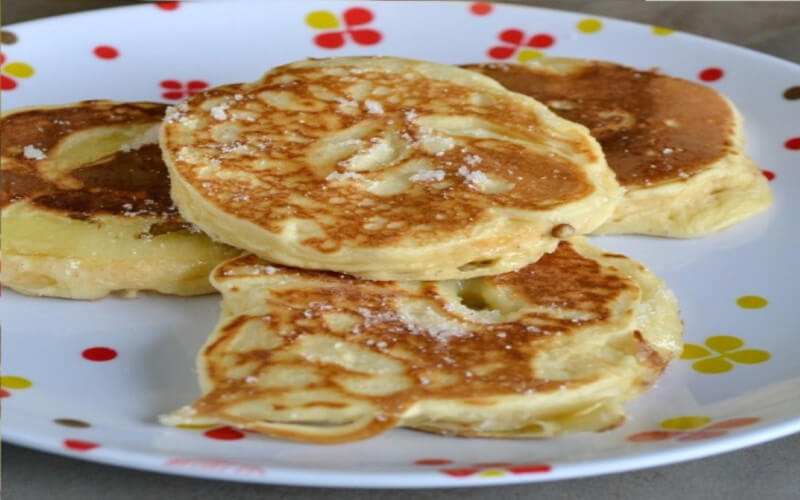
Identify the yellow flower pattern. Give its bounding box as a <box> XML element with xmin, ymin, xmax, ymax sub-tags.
<box><xmin>681</xmin><ymin>336</ymin><xmax>771</xmax><ymax>374</ymax></box>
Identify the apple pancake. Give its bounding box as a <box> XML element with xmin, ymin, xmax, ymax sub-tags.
<box><xmin>162</xmin><ymin>239</ymin><xmax>682</xmax><ymax>444</ymax></box>
<box><xmin>1</xmin><ymin>100</ymin><xmax>240</xmax><ymax>299</ymax></box>
<box><xmin>161</xmin><ymin>56</ymin><xmax>620</xmax><ymax>280</ymax></box>
<box><xmin>465</xmin><ymin>59</ymin><xmax>772</xmax><ymax>237</ymax></box>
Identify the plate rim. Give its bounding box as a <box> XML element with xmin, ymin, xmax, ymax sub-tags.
<box><xmin>3</xmin><ymin>0</ymin><xmax>800</xmax><ymax>488</ymax></box>
<box><xmin>4</xmin><ymin>0</ymin><xmax>799</xmax><ymax>71</ymax></box>
<box><xmin>7</xmin><ymin>417</ymin><xmax>800</xmax><ymax>488</ymax></box>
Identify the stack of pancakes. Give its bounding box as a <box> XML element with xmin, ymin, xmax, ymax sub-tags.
<box><xmin>2</xmin><ymin>56</ymin><xmax>771</xmax><ymax>443</ymax></box>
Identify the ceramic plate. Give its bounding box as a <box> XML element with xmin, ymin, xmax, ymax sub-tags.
<box><xmin>2</xmin><ymin>0</ymin><xmax>799</xmax><ymax>488</ymax></box>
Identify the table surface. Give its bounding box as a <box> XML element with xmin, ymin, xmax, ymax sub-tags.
<box><xmin>3</xmin><ymin>1</ymin><xmax>799</xmax><ymax>499</ymax></box>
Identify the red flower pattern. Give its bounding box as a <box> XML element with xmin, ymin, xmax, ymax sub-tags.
<box><xmin>0</xmin><ymin>53</ymin><xmax>13</xmax><ymax>90</ymax></box>
<box><xmin>156</xmin><ymin>2</ymin><xmax>180</xmax><ymax>11</ymax></box>
<box><xmin>1</xmin><ymin>52</ymin><xmax>35</xmax><ymax>91</ymax></box>
<box><xmin>628</xmin><ymin>417</ymin><xmax>760</xmax><ymax>443</ymax></box>
<box><xmin>414</xmin><ymin>458</ymin><xmax>551</xmax><ymax>478</ymax></box>
<box><xmin>311</xmin><ymin>8</ymin><xmax>382</xmax><ymax>49</ymax></box>
<box><xmin>160</xmin><ymin>79</ymin><xmax>208</xmax><ymax>100</ymax></box>
<box><xmin>488</xmin><ymin>29</ymin><xmax>555</xmax><ymax>60</ymax></box>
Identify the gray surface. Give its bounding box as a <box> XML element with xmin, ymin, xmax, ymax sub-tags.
<box><xmin>3</xmin><ymin>1</ymin><xmax>800</xmax><ymax>499</ymax></box>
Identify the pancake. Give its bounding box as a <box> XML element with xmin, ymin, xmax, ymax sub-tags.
<box><xmin>465</xmin><ymin>59</ymin><xmax>772</xmax><ymax>237</ymax></box>
<box><xmin>161</xmin><ymin>239</ymin><xmax>682</xmax><ymax>444</ymax></box>
<box><xmin>1</xmin><ymin>100</ymin><xmax>241</xmax><ymax>299</ymax></box>
<box><xmin>161</xmin><ymin>56</ymin><xmax>621</xmax><ymax>280</ymax></box>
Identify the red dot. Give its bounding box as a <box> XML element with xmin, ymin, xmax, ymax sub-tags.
<box><xmin>488</xmin><ymin>46</ymin><xmax>516</xmax><ymax>60</ymax></box>
<box><xmin>64</xmin><ymin>439</ymin><xmax>100</xmax><ymax>451</ymax></box>
<box><xmin>204</xmin><ymin>426</ymin><xmax>245</xmax><ymax>440</ymax></box>
<box><xmin>627</xmin><ymin>430</ymin><xmax>675</xmax><ymax>442</ymax></box>
<box><xmin>785</xmin><ymin>137</ymin><xmax>800</xmax><ymax>150</ymax></box>
<box><xmin>160</xmin><ymin>79</ymin><xmax>182</xmax><ymax>89</ymax></box>
<box><xmin>186</xmin><ymin>80</ymin><xmax>208</xmax><ymax>90</ymax></box>
<box><xmin>705</xmin><ymin>417</ymin><xmax>760</xmax><ymax>430</ymax></box>
<box><xmin>676</xmin><ymin>430</ymin><xmax>727</xmax><ymax>442</ymax></box>
<box><xmin>699</xmin><ymin>67</ymin><xmax>724</xmax><ymax>82</ymax></box>
<box><xmin>1</xmin><ymin>74</ymin><xmax>16</xmax><ymax>90</ymax></box>
<box><xmin>93</xmin><ymin>45</ymin><xmax>119</xmax><ymax>59</ymax></box>
<box><xmin>82</xmin><ymin>347</ymin><xmax>117</xmax><ymax>362</ymax></box>
<box><xmin>527</xmin><ymin>34</ymin><xmax>555</xmax><ymax>48</ymax></box>
<box><xmin>315</xmin><ymin>32</ymin><xmax>346</xmax><ymax>49</ymax></box>
<box><xmin>762</xmin><ymin>170</ymin><xmax>775</xmax><ymax>181</ymax></box>
<box><xmin>499</xmin><ymin>29</ymin><xmax>524</xmax><ymax>45</ymax></box>
<box><xmin>414</xmin><ymin>458</ymin><xmax>453</xmax><ymax>466</ymax></box>
<box><xmin>162</xmin><ymin>91</ymin><xmax>185</xmax><ymax>100</ymax></box>
<box><xmin>156</xmin><ymin>1</ymin><xmax>179</xmax><ymax>10</ymax></box>
<box><xmin>350</xmin><ymin>29</ymin><xmax>382</xmax><ymax>46</ymax></box>
<box><xmin>1</xmin><ymin>53</ymin><xmax>6</xmax><ymax>64</ymax></box>
<box><xmin>470</xmin><ymin>2</ymin><xmax>493</xmax><ymax>15</ymax></box>
<box><xmin>186</xmin><ymin>80</ymin><xmax>209</xmax><ymax>96</ymax></box>
<box><xmin>343</xmin><ymin>7</ymin><xmax>373</xmax><ymax>26</ymax></box>
<box><xmin>0</xmin><ymin>389</ymin><xmax>10</xmax><ymax>398</ymax></box>
<box><xmin>441</xmin><ymin>468</ymin><xmax>478</xmax><ymax>477</ymax></box>
<box><xmin>508</xmin><ymin>464</ymin><xmax>552</xmax><ymax>474</ymax></box>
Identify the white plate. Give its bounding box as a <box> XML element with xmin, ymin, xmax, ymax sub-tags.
<box><xmin>2</xmin><ymin>0</ymin><xmax>799</xmax><ymax>488</ymax></box>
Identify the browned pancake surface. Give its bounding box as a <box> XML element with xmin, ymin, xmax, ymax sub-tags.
<box><xmin>182</xmin><ymin>240</ymin><xmax>671</xmax><ymax>442</ymax></box>
<box><xmin>165</xmin><ymin>63</ymin><xmax>598</xmax><ymax>252</ymax></box>
<box><xmin>2</xmin><ymin>101</ymin><xmax>188</xmax><ymax>233</ymax></box>
<box><xmin>466</xmin><ymin>61</ymin><xmax>736</xmax><ymax>188</ymax></box>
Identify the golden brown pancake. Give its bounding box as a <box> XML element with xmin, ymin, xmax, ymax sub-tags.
<box><xmin>465</xmin><ymin>59</ymin><xmax>772</xmax><ymax>237</ymax></box>
<box><xmin>161</xmin><ymin>56</ymin><xmax>620</xmax><ymax>280</ymax></box>
<box><xmin>162</xmin><ymin>239</ymin><xmax>682</xmax><ymax>444</ymax></box>
<box><xmin>1</xmin><ymin>100</ymin><xmax>240</xmax><ymax>299</ymax></box>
